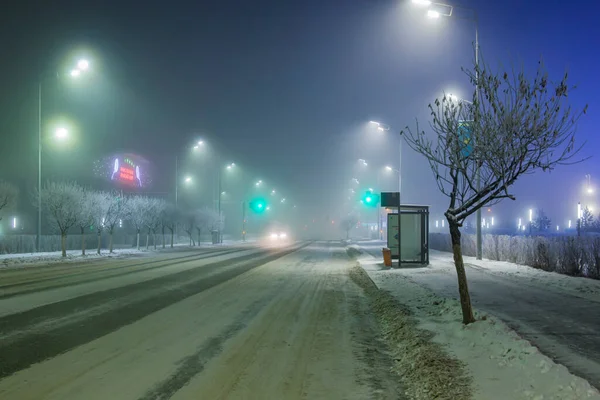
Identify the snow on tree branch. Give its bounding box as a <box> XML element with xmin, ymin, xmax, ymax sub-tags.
<box><xmin>37</xmin><ymin>181</ymin><xmax>83</xmax><ymax>235</ymax></box>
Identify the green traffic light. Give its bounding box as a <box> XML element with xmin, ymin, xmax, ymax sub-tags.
<box><xmin>362</xmin><ymin>191</ymin><xmax>379</xmax><ymax>208</ymax></box>
<box><xmin>250</xmin><ymin>198</ymin><xmax>267</xmax><ymax>213</ymax></box>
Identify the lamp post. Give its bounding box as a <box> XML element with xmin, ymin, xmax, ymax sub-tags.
<box><xmin>411</xmin><ymin>0</ymin><xmax>481</xmax><ymax>259</ymax></box>
<box><xmin>369</xmin><ymin>121</ymin><xmax>402</xmax><ymax>263</ymax></box>
<box><xmin>37</xmin><ymin>58</ymin><xmax>90</xmax><ymax>252</ymax></box>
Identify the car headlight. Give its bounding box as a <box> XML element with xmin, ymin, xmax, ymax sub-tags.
<box><xmin>280</xmin><ymin>232</ymin><xmax>287</xmax><ymax>238</ymax></box>
<box><xmin>270</xmin><ymin>233</ymin><xmax>278</xmax><ymax>240</ymax></box>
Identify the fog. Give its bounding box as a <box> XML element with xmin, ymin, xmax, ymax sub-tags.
<box><xmin>0</xmin><ymin>0</ymin><xmax>598</xmax><ymax>239</ymax></box>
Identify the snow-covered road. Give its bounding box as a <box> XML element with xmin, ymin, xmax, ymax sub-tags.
<box><xmin>359</xmin><ymin>242</ymin><xmax>600</xmax><ymax>390</ymax></box>
<box><xmin>0</xmin><ymin>242</ymin><xmax>402</xmax><ymax>399</ymax></box>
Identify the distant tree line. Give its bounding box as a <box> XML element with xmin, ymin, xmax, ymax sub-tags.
<box><xmin>27</xmin><ymin>181</ymin><xmax>223</xmax><ymax>257</ymax></box>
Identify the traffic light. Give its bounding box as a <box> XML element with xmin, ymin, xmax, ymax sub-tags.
<box><xmin>362</xmin><ymin>190</ymin><xmax>379</xmax><ymax>208</ymax></box>
<box><xmin>249</xmin><ymin>198</ymin><xmax>267</xmax><ymax>213</ymax></box>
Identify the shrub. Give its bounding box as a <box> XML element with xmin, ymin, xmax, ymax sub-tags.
<box><xmin>429</xmin><ymin>233</ymin><xmax>600</xmax><ymax>280</ymax></box>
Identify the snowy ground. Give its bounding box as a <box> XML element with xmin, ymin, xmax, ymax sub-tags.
<box><xmin>437</xmin><ymin>250</ymin><xmax>600</xmax><ymax>302</ymax></box>
<box><xmin>0</xmin><ymin>242</ymin><xmax>403</xmax><ymax>399</ymax></box>
<box><xmin>357</xmin><ymin>243</ymin><xmax>600</xmax><ymax>399</ymax></box>
<box><xmin>0</xmin><ymin>240</ymin><xmax>251</xmax><ymax>268</ymax></box>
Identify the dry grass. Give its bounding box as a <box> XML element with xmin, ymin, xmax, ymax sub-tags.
<box><xmin>349</xmin><ymin>264</ymin><xmax>473</xmax><ymax>400</ymax></box>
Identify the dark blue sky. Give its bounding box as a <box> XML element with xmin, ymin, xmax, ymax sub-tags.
<box><xmin>0</xmin><ymin>0</ymin><xmax>598</xmax><ymax>228</ymax></box>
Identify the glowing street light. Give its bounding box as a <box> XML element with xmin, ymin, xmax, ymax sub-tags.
<box><xmin>38</xmin><ymin>53</ymin><xmax>95</xmax><ymax>251</ymax></box>
<box><xmin>411</xmin><ymin>0</ymin><xmax>481</xmax><ymax>260</ymax></box>
<box><xmin>255</xmin><ymin>180</ymin><xmax>263</xmax><ymax>186</ymax></box>
<box><xmin>184</xmin><ymin>176</ymin><xmax>192</xmax><ymax>184</ymax></box>
<box><xmin>271</xmin><ymin>189</ymin><xmax>276</xmax><ymax>195</ymax></box>
<box><xmin>192</xmin><ymin>140</ymin><xmax>204</xmax><ymax>150</ymax></box>
<box><xmin>77</xmin><ymin>59</ymin><xmax>89</xmax><ymax>70</ymax></box>
<box><xmin>529</xmin><ymin>209</ymin><xmax>533</xmax><ymax>222</ymax></box>
<box><xmin>54</xmin><ymin>127</ymin><xmax>69</xmax><ymax>140</ymax></box>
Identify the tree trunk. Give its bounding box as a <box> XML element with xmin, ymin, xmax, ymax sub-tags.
<box><xmin>136</xmin><ymin>229</ymin><xmax>140</xmax><ymax>250</ymax></box>
<box><xmin>109</xmin><ymin>231</ymin><xmax>114</xmax><ymax>253</ymax></box>
<box><xmin>449</xmin><ymin>220</ymin><xmax>476</xmax><ymax>325</ymax></box>
<box><xmin>61</xmin><ymin>232</ymin><xmax>67</xmax><ymax>258</ymax></box>
<box><xmin>81</xmin><ymin>227</ymin><xmax>86</xmax><ymax>256</ymax></box>
<box><xmin>170</xmin><ymin>229</ymin><xmax>174</xmax><ymax>248</ymax></box>
<box><xmin>346</xmin><ymin>229</ymin><xmax>349</xmax><ymax>240</ymax></box>
<box><xmin>153</xmin><ymin>232</ymin><xmax>157</xmax><ymax>250</ymax></box>
<box><xmin>197</xmin><ymin>228</ymin><xmax>202</xmax><ymax>247</ymax></box>
<box><xmin>162</xmin><ymin>226</ymin><xmax>166</xmax><ymax>249</ymax></box>
<box><xmin>146</xmin><ymin>229</ymin><xmax>150</xmax><ymax>249</ymax></box>
<box><xmin>97</xmin><ymin>231</ymin><xmax>102</xmax><ymax>255</ymax></box>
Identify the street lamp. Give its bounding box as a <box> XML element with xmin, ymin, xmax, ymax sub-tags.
<box><xmin>184</xmin><ymin>176</ymin><xmax>192</xmax><ymax>184</ymax></box>
<box><xmin>368</xmin><ymin>120</ymin><xmax>401</xmax><ymax>259</ymax></box>
<box><xmin>255</xmin><ymin>180</ymin><xmax>262</xmax><ymax>186</ymax></box>
<box><xmin>37</xmin><ymin>56</ymin><xmax>91</xmax><ymax>251</ymax></box>
<box><xmin>412</xmin><ymin>0</ymin><xmax>481</xmax><ymax>259</ymax></box>
<box><xmin>54</xmin><ymin>127</ymin><xmax>69</xmax><ymax>140</ymax></box>
<box><xmin>77</xmin><ymin>59</ymin><xmax>89</xmax><ymax>70</ymax></box>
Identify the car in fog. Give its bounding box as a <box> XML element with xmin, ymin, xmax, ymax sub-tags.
<box><xmin>269</xmin><ymin>231</ymin><xmax>288</xmax><ymax>241</ymax></box>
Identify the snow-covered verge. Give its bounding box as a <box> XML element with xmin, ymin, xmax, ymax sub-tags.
<box><xmin>356</xmin><ymin>256</ymin><xmax>600</xmax><ymax>400</ymax></box>
<box><xmin>433</xmin><ymin>250</ymin><xmax>600</xmax><ymax>302</ymax></box>
<box><xmin>349</xmin><ymin>262</ymin><xmax>472</xmax><ymax>400</ymax></box>
<box><xmin>0</xmin><ymin>248</ymin><xmax>149</xmax><ymax>268</ymax></box>
<box><xmin>0</xmin><ymin>240</ymin><xmax>247</xmax><ymax>268</ymax></box>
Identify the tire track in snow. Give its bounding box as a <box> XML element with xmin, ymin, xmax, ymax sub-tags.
<box><xmin>0</xmin><ymin>244</ymin><xmax>307</xmax><ymax>379</ymax></box>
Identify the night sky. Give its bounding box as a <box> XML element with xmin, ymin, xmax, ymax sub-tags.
<box><xmin>1</xmin><ymin>0</ymin><xmax>599</xmax><ymax>230</ymax></box>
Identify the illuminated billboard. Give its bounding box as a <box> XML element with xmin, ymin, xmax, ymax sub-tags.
<box><xmin>94</xmin><ymin>153</ymin><xmax>152</xmax><ymax>189</ymax></box>
<box><xmin>111</xmin><ymin>157</ymin><xmax>142</xmax><ymax>187</ymax></box>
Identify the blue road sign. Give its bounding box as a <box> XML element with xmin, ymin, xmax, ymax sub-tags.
<box><xmin>458</xmin><ymin>121</ymin><xmax>473</xmax><ymax>158</ymax></box>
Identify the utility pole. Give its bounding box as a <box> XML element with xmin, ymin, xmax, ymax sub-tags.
<box><xmin>242</xmin><ymin>201</ymin><xmax>247</xmax><ymax>242</ymax></box>
<box><xmin>37</xmin><ymin>82</ymin><xmax>42</xmax><ymax>252</ymax></box>
<box><xmin>217</xmin><ymin>166</ymin><xmax>222</xmax><ymax>244</ymax></box>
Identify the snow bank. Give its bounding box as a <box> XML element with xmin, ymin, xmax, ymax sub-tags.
<box><xmin>432</xmin><ymin>250</ymin><xmax>600</xmax><ymax>302</ymax></box>
<box><xmin>358</xmin><ymin>255</ymin><xmax>600</xmax><ymax>400</ymax></box>
<box><xmin>0</xmin><ymin>248</ymin><xmax>146</xmax><ymax>267</ymax></box>
<box><xmin>0</xmin><ymin>240</ymin><xmax>248</xmax><ymax>268</ymax></box>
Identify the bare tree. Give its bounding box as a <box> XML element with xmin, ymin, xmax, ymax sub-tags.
<box><xmin>402</xmin><ymin>55</ymin><xmax>587</xmax><ymax>324</ymax></box>
<box><xmin>0</xmin><ymin>181</ymin><xmax>18</xmax><ymax>222</ymax></box>
<box><xmin>340</xmin><ymin>214</ymin><xmax>359</xmax><ymax>240</ymax></box>
<box><xmin>161</xmin><ymin>203</ymin><xmax>178</xmax><ymax>248</ymax></box>
<box><xmin>581</xmin><ymin>207</ymin><xmax>594</xmax><ymax>232</ymax></box>
<box><xmin>91</xmin><ymin>191</ymin><xmax>112</xmax><ymax>255</ymax></box>
<box><xmin>144</xmin><ymin>198</ymin><xmax>166</xmax><ymax>250</ymax></box>
<box><xmin>76</xmin><ymin>188</ymin><xmax>97</xmax><ymax>256</ymax></box>
<box><xmin>196</xmin><ymin>207</ymin><xmax>220</xmax><ymax>246</ymax></box>
<box><xmin>182</xmin><ymin>210</ymin><xmax>196</xmax><ymax>246</ymax></box>
<box><xmin>532</xmin><ymin>209</ymin><xmax>552</xmax><ymax>232</ymax></box>
<box><xmin>105</xmin><ymin>193</ymin><xmax>130</xmax><ymax>253</ymax></box>
<box><xmin>37</xmin><ymin>182</ymin><xmax>83</xmax><ymax>257</ymax></box>
<box><xmin>129</xmin><ymin>196</ymin><xmax>151</xmax><ymax>250</ymax></box>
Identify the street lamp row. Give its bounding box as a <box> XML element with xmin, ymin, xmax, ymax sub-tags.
<box><xmin>37</xmin><ymin>56</ymin><xmax>92</xmax><ymax>251</ymax></box>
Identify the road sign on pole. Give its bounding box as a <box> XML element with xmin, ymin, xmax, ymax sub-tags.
<box><xmin>458</xmin><ymin>120</ymin><xmax>473</xmax><ymax>158</ymax></box>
